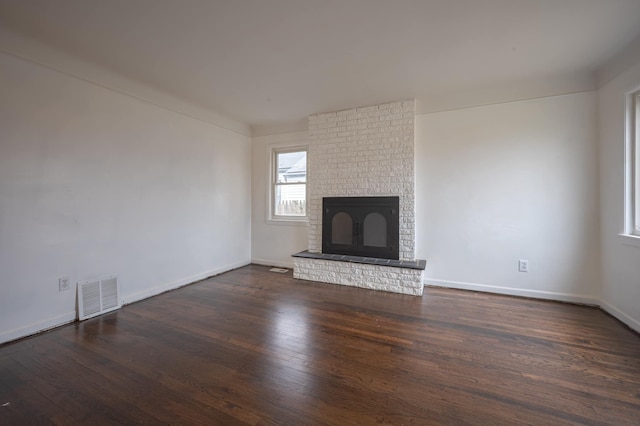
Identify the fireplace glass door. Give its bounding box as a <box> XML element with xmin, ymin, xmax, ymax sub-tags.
<box><xmin>322</xmin><ymin>197</ymin><xmax>399</xmax><ymax>259</ymax></box>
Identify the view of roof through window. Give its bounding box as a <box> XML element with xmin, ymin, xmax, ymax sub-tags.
<box><xmin>277</xmin><ymin>151</ymin><xmax>307</xmax><ymax>183</ymax></box>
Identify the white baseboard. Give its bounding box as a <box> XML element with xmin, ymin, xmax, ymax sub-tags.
<box><xmin>3</xmin><ymin>268</ymin><xmax>636</xmax><ymax>345</ymax></box>
<box><xmin>599</xmin><ymin>300</ymin><xmax>640</xmax><ymax>333</ymax></box>
<box><xmin>0</xmin><ymin>311</ymin><xmax>76</xmax><ymax>345</ymax></box>
<box><xmin>424</xmin><ymin>278</ymin><xmax>600</xmax><ymax>306</ymax></box>
<box><xmin>251</xmin><ymin>257</ymin><xmax>295</xmax><ymax>269</ymax></box>
<box><xmin>0</xmin><ymin>260</ymin><xmax>252</xmax><ymax>345</ymax></box>
<box><xmin>122</xmin><ymin>259</ymin><xmax>251</xmax><ymax>305</ymax></box>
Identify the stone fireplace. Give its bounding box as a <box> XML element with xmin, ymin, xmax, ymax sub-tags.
<box><xmin>293</xmin><ymin>99</ymin><xmax>425</xmax><ymax>295</ymax></box>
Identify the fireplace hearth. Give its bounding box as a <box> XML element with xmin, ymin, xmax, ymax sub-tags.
<box><xmin>322</xmin><ymin>196</ymin><xmax>399</xmax><ymax>260</ymax></box>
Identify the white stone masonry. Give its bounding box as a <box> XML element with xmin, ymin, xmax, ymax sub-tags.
<box><xmin>307</xmin><ymin>99</ymin><xmax>416</xmax><ymax>259</ymax></box>
<box><xmin>293</xmin><ymin>257</ymin><xmax>423</xmax><ymax>296</ymax></box>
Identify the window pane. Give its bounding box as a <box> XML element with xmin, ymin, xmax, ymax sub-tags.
<box><xmin>275</xmin><ymin>184</ymin><xmax>306</xmax><ymax>216</ymax></box>
<box><xmin>277</xmin><ymin>151</ymin><xmax>306</xmax><ymax>183</ymax></box>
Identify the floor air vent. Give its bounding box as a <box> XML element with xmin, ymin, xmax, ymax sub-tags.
<box><xmin>78</xmin><ymin>276</ymin><xmax>121</xmax><ymax>320</ymax></box>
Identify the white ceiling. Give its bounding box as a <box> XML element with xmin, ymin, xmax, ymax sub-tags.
<box><xmin>1</xmin><ymin>0</ymin><xmax>640</xmax><ymax>132</ymax></box>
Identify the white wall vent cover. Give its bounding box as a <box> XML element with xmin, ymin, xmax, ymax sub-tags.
<box><xmin>78</xmin><ymin>276</ymin><xmax>121</xmax><ymax>320</ymax></box>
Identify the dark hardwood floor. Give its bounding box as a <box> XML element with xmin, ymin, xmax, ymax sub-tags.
<box><xmin>1</xmin><ymin>265</ymin><xmax>639</xmax><ymax>425</ymax></box>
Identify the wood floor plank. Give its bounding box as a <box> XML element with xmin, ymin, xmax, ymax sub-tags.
<box><xmin>1</xmin><ymin>264</ymin><xmax>640</xmax><ymax>425</ymax></box>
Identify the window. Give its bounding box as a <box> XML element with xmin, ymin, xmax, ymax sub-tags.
<box><xmin>272</xmin><ymin>147</ymin><xmax>307</xmax><ymax>219</ymax></box>
<box><xmin>625</xmin><ymin>90</ymin><xmax>640</xmax><ymax>236</ymax></box>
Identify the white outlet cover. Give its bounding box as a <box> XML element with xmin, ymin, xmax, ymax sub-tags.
<box><xmin>58</xmin><ymin>277</ymin><xmax>71</xmax><ymax>291</ymax></box>
<box><xmin>518</xmin><ymin>260</ymin><xmax>529</xmax><ymax>272</ymax></box>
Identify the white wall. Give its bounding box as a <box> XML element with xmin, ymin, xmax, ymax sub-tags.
<box><xmin>251</xmin><ymin>131</ymin><xmax>308</xmax><ymax>268</ymax></box>
<box><xmin>597</xmin><ymin>59</ymin><xmax>640</xmax><ymax>332</ymax></box>
<box><xmin>416</xmin><ymin>92</ymin><xmax>601</xmax><ymax>303</ymax></box>
<box><xmin>0</xmin><ymin>51</ymin><xmax>252</xmax><ymax>343</ymax></box>
<box><xmin>251</xmin><ymin>93</ymin><xmax>602</xmax><ymax>303</ymax></box>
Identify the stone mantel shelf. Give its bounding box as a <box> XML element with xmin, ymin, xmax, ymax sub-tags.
<box><xmin>292</xmin><ymin>250</ymin><xmax>426</xmax><ymax>270</ymax></box>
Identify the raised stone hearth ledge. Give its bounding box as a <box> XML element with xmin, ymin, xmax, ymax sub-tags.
<box><xmin>292</xmin><ymin>250</ymin><xmax>426</xmax><ymax>270</ymax></box>
<box><xmin>292</xmin><ymin>253</ymin><xmax>425</xmax><ymax>296</ymax></box>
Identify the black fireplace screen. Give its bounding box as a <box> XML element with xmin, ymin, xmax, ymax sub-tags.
<box><xmin>322</xmin><ymin>196</ymin><xmax>399</xmax><ymax>260</ymax></box>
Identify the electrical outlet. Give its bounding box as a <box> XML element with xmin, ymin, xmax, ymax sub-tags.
<box><xmin>58</xmin><ymin>277</ymin><xmax>70</xmax><ymax>291</ymax></box>
<box><xmin>518</xmin><ymin>260</ymin><xmax>529</xmax><ymax>273</ymax></box>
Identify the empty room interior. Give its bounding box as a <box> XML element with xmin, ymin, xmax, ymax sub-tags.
<box><xmin>1</xmin><ymin>0</ymin><xmax>640</xmax><ymax>424</ymax></box>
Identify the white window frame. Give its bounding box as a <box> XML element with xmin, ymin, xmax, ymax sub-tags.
<box><xmin>268</xmin><ymin>145</ymin><xmax>308</xmax><ymax>224</ymax></box>
<box><xmin>623</xmin><ymin>89</ymin><xmax>640</xmax><ymax>240</ymax></box>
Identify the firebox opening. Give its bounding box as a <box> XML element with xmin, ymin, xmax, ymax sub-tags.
<box><xmin>322</xmin><ymin>196</ymin><xmax>399</xmax><ymax>260</ymax></box>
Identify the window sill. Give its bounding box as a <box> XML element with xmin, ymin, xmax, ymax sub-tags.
<box><xmin>617</xmin><ymin>233</ymin><xmax>640</xmax><ymax>248</ymax></box>
<box><xmin>266</xmin><ymin>218</ymin><xmax>309</xmax><ymax>227</ymax></box>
